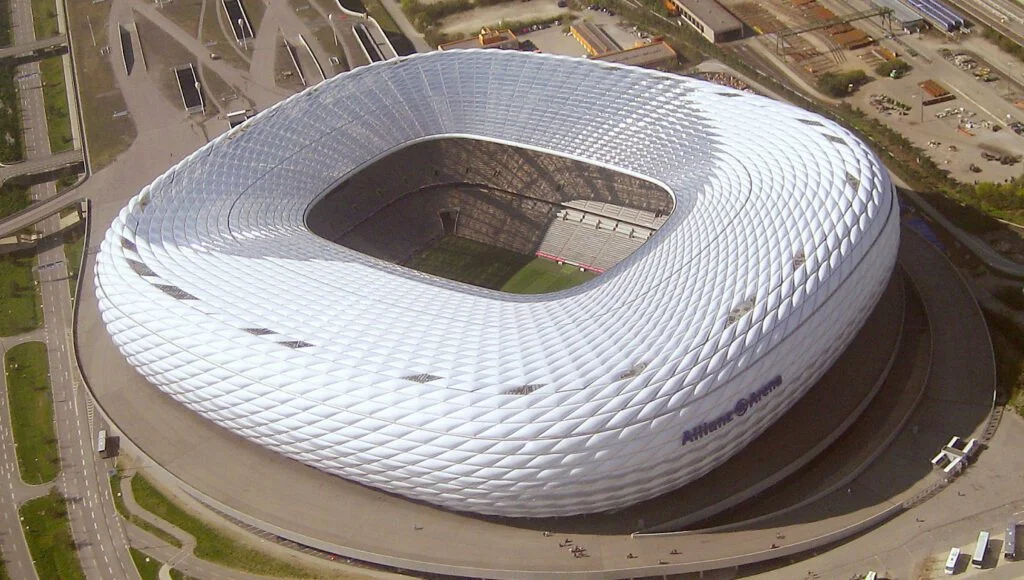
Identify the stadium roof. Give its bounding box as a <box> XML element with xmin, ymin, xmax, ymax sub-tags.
<box><xmin>95</xmin><ymin>50</ymin><xmax>899</xmax><ymax>517</ymax></box>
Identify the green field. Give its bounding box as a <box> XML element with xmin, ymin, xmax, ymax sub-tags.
<box><xmin>31</xmin><ymin>0</ymin><xmax>59</xmax><ymax>38</ymax></box>
<box><xmin>130</xmin><ymin>475</ymin><xmax>321</xmax><ymax>578</ymax></box>
<box><xmin>20</xmin><ymin>490</ymin><xmax>85</xmax><ymax>580</ymax></box>
<box><xmin>0</xmin><ymin>64</ymin><xmax>24</xmax><ymax>163</ymax></box>
<box><xmin>0</xmin><ymin>182</ymin><xmax>31</xmax><ymax>220</ymax></box>
<box><xmin>40</xmin><ymin>57</ymin><xmax>73</xmax><ymax>153</ymax></box>
<box><xmin>501</xmin><ymin>259</ymin><xmax>596</xmax><ymax>294</ymax></box>
<box><xmin>131</xmin><ymin>548</ymin><xmax>162</xmax><ymax>580</ymax></box>
<box><xmin>405</xmin><ymin>236</ymin><xmax>534</xmax><ymax>290</ymax></box>
<box><xmin>5</xmin><ymin>341</ymin><xmax>60</xmax><ymax>484</ymax></box>
<box><xmin>0</xmin><ymin>0</ymin><xmax>11</xmax><ymax>47</ymax></box>
<box><xmin>67</xmin><ymin>0</ymin><xmax>136</xmax><ymax>170</ymax></box>
<box><xmin>64</xmin><ymin>228</ymin><xmax>85</xmax><ymax>298</ymax></box>
<box><xmin>110</xmin><ymin>473</ymin><xmax>183</xmax><ymax>548</ymax></box>
<box><xmin>405</xmin><ymin>236</ymin><xmax>595</xmax><ymax>293</ymax></box>
<box><xmin>0</xmin><ymin>251</ymin><xmax>43</xmax><ymax>337</ymax></box>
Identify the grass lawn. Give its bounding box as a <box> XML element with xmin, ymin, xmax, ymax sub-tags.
<box><xmin>243</xmin><ymin>0</ymin><xmax>266</xmax><ymax>37</ymax></box>
<box><xmin>0</xmin><ymin>252</ymin><xmax>42</xmax><ymax>336</ymax></box>
<box><xmin>5</xmin><ymin>341</ymin><xmax>59</xmax><ymax>484</ymax></box>
<box><xmin>0</xmin><ymin>182</ymin><xmax>31</xmax><ymax>220</ymax></box>
<box><xmin>131</xmin><ymin>548</ymin><xmax>162</xmax><ymax>580</ymax></box>
<box><xmin>67</xmin><ymin>0</ymin><xmax>135</xmax><ymax>169</ymax></box>
<box><xmin>0</xmin><ymin>64</ymin><xmax>24</xmax><ymax>163</ymax></box>
<box><xmin>31</xmin><ymin>0</ymin><xmax>59</xmax><ymax>38</ymax></box>
<box><xmin>110</xmin><ymin>474</ymin><xmax>183</xmax><ymax>548</ymax></box>
<box><xmin>405</xmin><ymin>236</ymin><xmax>534</xmax><ymax>290</ymax></box>
<box><xmin>0</xmin><ymin>553</ymin><xmax>8</xmax><ymax>580</ymax></box>
<box><xmin>63</xmin><ymin>228</ymin><xmax>85</xmax><ymax>298</ymax></box>
<box><xmin>0</xmin><ymin>0</ymin><xmax>11</xmax><ymax>47</ymax></box>
<box><xmin>20</xmin><ymin>489</ymin><xmax>85</xmax><ymax>580</ymax></box>
<box><xmin>130</xmin><ymin>475</ymin><xmax>321</xmax><ymax>578</ymax></box>
<box><xmin>39</xmin><ymin>57</ymin><xmax>73</xmax><ymax>153</ymax></box>
<box><xmin>501</xmin><ymin>258</ymin><xmax>596</xmax><ymax>294</ymax></box>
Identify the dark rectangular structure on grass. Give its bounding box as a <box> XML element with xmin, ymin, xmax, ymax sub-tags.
<box><xmin>174</xmin><ymin>64</ymin><xmax>204</xmax><ymax>113</ymax></box>
<box><xmin>223</xmin><ymin>0</ymin><xmax>254</xmax><ymax>41</ymax></box>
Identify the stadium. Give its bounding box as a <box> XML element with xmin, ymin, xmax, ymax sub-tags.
<box><xmin>94</xmin><ymin>49</ymin><xmax>900</xmax><ymax>518</ymax></box>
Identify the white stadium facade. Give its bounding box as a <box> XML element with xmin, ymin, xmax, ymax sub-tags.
<box><xmin>95</xmin><ymin>50</ymin><xmax>900</xmax><ymax>518</ymax></box>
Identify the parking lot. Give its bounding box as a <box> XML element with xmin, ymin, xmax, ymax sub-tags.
<box><xmin>514</xmin><ymin>8</ymin><xmax>646</xmax><ymax>57</ymax></box>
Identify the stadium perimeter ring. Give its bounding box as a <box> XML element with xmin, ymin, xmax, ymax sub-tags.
<box><xmin>95</xmin><ymin>50</ymin><xmax>900</xmax><ymax>518</ymax></box>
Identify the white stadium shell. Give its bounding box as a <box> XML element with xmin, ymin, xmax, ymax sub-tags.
<box><xmin>95</xmin><ymin>50</ymin><xmax>899</xmax><ymax>517</ymax></box>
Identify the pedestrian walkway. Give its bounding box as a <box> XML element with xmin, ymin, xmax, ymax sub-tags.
<box><xmin>0</xmin><ymin>34</ymin><xmax>67</xmax><ymax>61</ymax></box>
<box><xmin>0</xmin><ymin>149</ymin><xmax>84</xmax><ymax>186</ymax></box>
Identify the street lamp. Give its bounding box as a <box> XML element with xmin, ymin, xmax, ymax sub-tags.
<box><xmin>238</xmin><ymin>18</ymin><xmax>247</xmax><ymax>49</ymax></box>
<box><xmin>329</xmin><ymin>13</ymin><xmax>338</xmax><ymax>47</ymax></box>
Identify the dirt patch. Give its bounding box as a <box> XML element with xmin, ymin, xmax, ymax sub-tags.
<box><xmin>439</xmin><ymin>0</ymin><xmax>565</xmax><ymax>35</ymax></box>
<box><xmin>243</xmin><ymin>0</ymin><xmax>266</xmax><ymax>34</ymax></box>
<box><xmin>161</xmin><ymin>0</ymin><xmax>203</xmax><ymax>38</ymax></box>
<box><xmin>198</xmin><ymin>64</ymin><xmax>237</xmax><ymax>114</ymax></box>
<box><xmin>202</xmin><ymin>0</ymin><xmax>250</xmax><ymax>70</ymax></box>
<box><xmin>274</xmin><ymin>31</ymin><xmax>306</xmax><ymax>92</ymax></box>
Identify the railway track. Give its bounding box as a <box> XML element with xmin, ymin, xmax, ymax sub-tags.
<box><xmin>947</xmin><ymin>0</ymin><xmax>1024</xmax><ymax>49</ymax></box>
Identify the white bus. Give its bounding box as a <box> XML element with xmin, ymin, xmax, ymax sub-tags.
<box><xmin>944</xmin><ymin>547</ymin><xmax>960</xmax><ymax>575</ymax></box>
<box><xmin>1006</xmin><ymin>521</ymin><xmax>1018</xmax><ymax>561</ymax></box>
<box><xmin>972</xmin><ymin>530</ymin><xmax>990</xmax><ymax>568</ymax></box>
<box><xmin>96</xmin><ymin>429</ymin><xmax>107</xmax><ymax>455</ymax></box>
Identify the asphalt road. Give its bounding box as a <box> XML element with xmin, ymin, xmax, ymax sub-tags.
<box><xmin>1</xmin><ymin>0</ymin><xmax>355</xmax><ymax>576</ymax></box>
<box><xmin>0</xmin><ymin>0</ymin><xmax>137</xmax><ymax>576</ymax></box>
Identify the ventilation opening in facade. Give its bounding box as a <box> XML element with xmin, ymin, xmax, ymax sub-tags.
<box><xmin>439</xmin><ymin>209</ymin><xmax>459</xmax><ymax>236</ymax></box>
<box><xmin>306</xmin><ymin>137</ymin><xmax>674</xmax><ymax>294</ymax></box>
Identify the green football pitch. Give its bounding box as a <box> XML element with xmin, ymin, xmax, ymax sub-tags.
<box><xmin>404</xmin><ymin>236</ymin><xmax>595</xmax><ymax>293</ymax></box>
<box><xmin>501</xmin><ymin>259</ymin><xmax>596</xmax><ymax>294</ymax></box>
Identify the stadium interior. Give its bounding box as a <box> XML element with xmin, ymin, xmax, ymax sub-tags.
<box><xmin>305</xmin><ymin>138</ymin><xmax>674</xmax><ymax>289</ymax></box>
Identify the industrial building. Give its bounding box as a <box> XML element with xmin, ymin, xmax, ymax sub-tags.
<box><xmin>670</xmin><ymin>0</ymin><xmax>744</xmax><ymax>42</ymax></box>
<box><xmin>570</xmin><ymin>20</ymin><xmax>619</xmax><ymax>55</ymax></box>
<box><xmin>593</xmin><ymin>40</ymin><xmax>678</xmax><ymax>69</ymax></box>
<box><xmin>871</xmin><ymin>0</ymin><xmax>925</xmax><ymax>30</ymax></box>
<box><xmin>438</xmin><ymin>27</ymin><xmax>519</xmax><ymax>50</ymax></box>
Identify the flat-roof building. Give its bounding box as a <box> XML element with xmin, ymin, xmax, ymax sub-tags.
<box><xmin>570</xmin><ymin>20</ymin><xmax>620</xmax><ymax>55</ymax></box>
<box><xmin>594</xmin><ymin>40</ymin><xmax>677</xmax><ymax>69</ymax></box>
<box><xmin>671</xmin><ymin>0</ymin><xmax>744</xmax><ymax>43</ymax></box>
<box><xmin>871</xmin><ymin>0</ymin><xmax>925</xmax><ymax>30</ymax></box>
<box><xmin>439</xmin><ymin>27</ymin><xmax>519</xmax><ymax>50</ymax></box>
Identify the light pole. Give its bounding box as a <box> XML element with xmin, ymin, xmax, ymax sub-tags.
<box><xmin>195</xmin><ymin>81</ymin><xmax>204</xmax><ymax>114</ymax></box>
<box><xmin>329</xmin><ymin>13</ymin><xmax>338</xmax><ymax>47</ymax></box>
<box><xmin>238</xmin><ymin>18</ymin><xmax>247</xmax><ymax>49</ymax></box>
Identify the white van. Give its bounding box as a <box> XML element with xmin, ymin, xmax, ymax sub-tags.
<box><xmin>945</xmin><ymin>546</ymin><xmax>960</xmax><ymax>574</ymax></box>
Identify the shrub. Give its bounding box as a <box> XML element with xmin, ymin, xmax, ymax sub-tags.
<box><xmin>875</xmin><ymin>58</ymin><xmax>911</xmax><ymax>79</ymax></box>
<box><xmin>817</xmin><ymin>69</ymin><xmax>868</xmax><ymax>97</ymax></box>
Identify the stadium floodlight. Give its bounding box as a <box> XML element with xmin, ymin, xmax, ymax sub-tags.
<box><xmin>95</xmin><ymin>50</ymin><xmax>899</xmax><ymax>517</ymax></box>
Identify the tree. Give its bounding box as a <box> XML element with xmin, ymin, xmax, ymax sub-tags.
<box><xmin>875</xmin><ymin>58</ymin><xmax>911</xmax><ymax>79</ymax></box>
<box><xmin>817</xmin><ymin>70</ymin><xmax>868</xmax><ymax>98</ymax></box>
